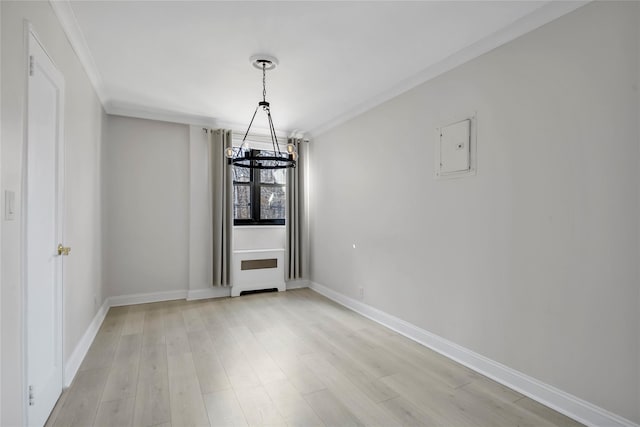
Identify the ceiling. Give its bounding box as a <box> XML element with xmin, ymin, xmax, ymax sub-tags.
<box><xmin>54</xmin><ymin>1</ymin><xmax>585</xmax><ymax>136</ymax></box>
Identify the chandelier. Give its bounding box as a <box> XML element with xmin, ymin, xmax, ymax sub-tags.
<box><xmin>226</xmin><ymin>55</ymin><xmax>297</xmax><ymax>169</ymax></box>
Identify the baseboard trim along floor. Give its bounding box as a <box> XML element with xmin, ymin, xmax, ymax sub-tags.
<box><xmin>64</xmin><ymin>280</ymin><xmax>311</xmax><ymax>388</ymax></box>
<box><xmin>64</xmin><ymin>282</ymin><xmax>637</xmax><ymax>427</ymax></box>
<box><xmin>308</xmin><ymin>281</ymin><xmax>638</xmax><ymax>427</ymax></box>
<box><xmin>64</xmin><ymin>299</ymin><xmax>110</xmax><ymax>387</ymax></box>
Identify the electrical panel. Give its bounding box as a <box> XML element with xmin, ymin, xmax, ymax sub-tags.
<box><xmin>439</xmin><ymin>119</ymin><xmax>470</xmax><ymax>174</ymax></box>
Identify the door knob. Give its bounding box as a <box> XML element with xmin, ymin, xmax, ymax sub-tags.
<box><xmin>57</xmin><ymin>244</ymin><xmax>71</xmax><ymax>256</ymax></box>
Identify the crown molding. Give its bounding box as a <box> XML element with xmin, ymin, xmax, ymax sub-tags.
<box><xmin>105</xmin><ymin>100</ymin><xmax>220</xmax><ymax>127</ymax></box>
<box><xmin>49</xmin><ymin>0</ymin><xmax>107</xmax><ymax>105</ymax></box>
<box><xmin>51</xmin><ymin>0</ymin><xmax>588</xmax><ymax>138</ymax></box>
<box><xmin>106</xmin><ymin>101</ymin><xmax>298</xmax><ymax>139</ymax></box>
<box><xmin>105</xmin><ymin>101</ymin><xmax>299</xmax><ymax>139</ymax></box>
<box><xmin>48</xmin><ymin>0</ymin><xmax>294</xmax><ymax>134</ymax></box>
<box><xmin>308</xmin><ymin>0</ymin><xmax>590</xmax><ymax>137</ymax></box>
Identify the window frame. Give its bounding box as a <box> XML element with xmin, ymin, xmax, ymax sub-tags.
<box><xmin>233</xmin><ymin>149</ymin><xmax>286</xmax><ymax>226</ymax></box>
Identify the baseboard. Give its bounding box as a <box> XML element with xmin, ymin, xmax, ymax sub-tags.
<box><xmin>64</xmin><ymin>287</ymin><xmax>221</xmax><ymax>387</ymax></box>
<box><xmin>108</xmin><ymin>289</ymin><xmax>188</xmax><ymax>307</ymax></box>
<box><xmin>187</xmin><ymin>282</ymin><xmax>308</xmax><ymax>299</ymax></box>
<box><xmin>63</xmin><ymin>298</ymin><xmax>109</xmax><ymax>388</ymax></box>
<box><xmin>187</xmin><ymin>287</ymin><xmax>231</xmax><ymax>300</ymax></box>
<box><xmin>231</xmin><ymin>281</ymin><xmax>285</xmax><ymax>297</ymax></box>
<box><xmin>308</xmin><ymin>281</ymin><xmax>638</xmax><ymax>427</ymax></box>
<box><xmin>286</xmin><ymin>279</ymin><xmax>310</xmax><ymax>290</ymax></box>
<box><xmin>64</xmin><ymin>291</ymin><xmax>182</xmax><ymax>387</ymax></box>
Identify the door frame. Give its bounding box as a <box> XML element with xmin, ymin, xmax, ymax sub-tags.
<box><xmin>21</xmin><ymin>21</ymin><xmax>66</xmax><ymax>424</ymax></box>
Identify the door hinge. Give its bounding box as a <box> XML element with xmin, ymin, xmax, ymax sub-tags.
<box><xmin>28</xmin><ymin>385</ymin><xmax>35</xmax><ymax>406</ymax></box>
<box><xmin>29</xmin><ymin>55</ymin><xmax>34</xmax><ymax>76</ymax></box>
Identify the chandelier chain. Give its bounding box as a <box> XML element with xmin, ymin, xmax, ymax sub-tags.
<box><xmin>227</xmin><ymin>56</ymin><xmax>295</xmax><ymax>169</ymax></box>
<box><xmin>262</xmin><ymin>62</ymin><xmax>266</xmax><ymax>102</ymax></box>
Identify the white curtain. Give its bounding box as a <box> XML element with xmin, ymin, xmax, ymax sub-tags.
<box><xmin>286</xmin><ymin>137</ymin><xmax>308</xmax><ymax>280</ymax></box>
<box><xmin>209</xmin><ymin>129</ymin><xmax>233</xmax><ymax>286</ymax></box>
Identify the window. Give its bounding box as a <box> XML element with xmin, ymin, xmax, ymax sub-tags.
<box><xmin>233</xmin><ymin>149</ymin><xmax>286</xmax><ymax>225</ymax></box>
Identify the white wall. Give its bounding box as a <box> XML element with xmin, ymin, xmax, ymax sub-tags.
<box><xmin>104</xmin><ymin>115</ymin><xmax>189</xmax><ymax>297</ymax></box>
<box><xmin>310</xmin><ymin>1</ymin><xmax>639</xmax><ymax>423</ymax></box>
<box><xmin>0</xmin><ymin>1</ymin><xmax>105</xmax><ymax>425</ymax></box>
<box><xmin>637</xmin><ymin>5</ymin><xmax>640</xmax><ymax>413</ymax></box>
<box><xmin>188</xmin><ymin>126</ymin><xmax>214</xmax><ymax>295</ymax></box>
<box><xmin>0</xmin><ymin>2</ymin><xmax>4</xmax><ymax>422</ymax></box>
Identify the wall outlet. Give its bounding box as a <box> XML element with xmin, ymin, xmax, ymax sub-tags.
<box><xmin>358</xmin><ymin>287</ymin><xmax>364</xmax><ymax>300</ymax></box>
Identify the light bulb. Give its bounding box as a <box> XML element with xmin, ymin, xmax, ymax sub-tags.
<box><xmin>286</xmin><ymin>144</ymin><xmax>296</xmax><ymax>154</ymax></box>
<box><xmin>291</xmin><ymin>152</ymin><xmax>298</xmax><ymax>161</ymax></box>
<box><xmin>225</xmin><ymin>147</ymin><xmax>234</xmax><ymax>158</ymax></box>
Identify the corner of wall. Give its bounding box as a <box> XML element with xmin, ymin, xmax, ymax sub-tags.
<box><xmin>99</xmin><ymin>109</ymin><xmax>108</xmax><ymax>309</ymax></box>
<box><xmin>63</xmin><ymin>298</ymin><xmax>109</xmax><ymax>388</ymax></box>
<box><xmin>637</xmin><ymin>1</ymin><xmax>640</xmax><ymax>420</ymax></box>
<box><xmin>188</xmin><ymin>125</ymin><xmax>213</xmax><ymax>293</ymax></box>
<box><xmin>0</xmin><ymin>1</ymin><xmax>4</xmax><ymax>422</ymax></box>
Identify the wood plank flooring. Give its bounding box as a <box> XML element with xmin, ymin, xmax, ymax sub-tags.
<box><xmin>46</xmin><ymin>288</ymin><xmax>583</xmax><ymax>427</ymax></box>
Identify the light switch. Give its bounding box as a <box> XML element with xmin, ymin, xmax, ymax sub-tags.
<box><xmin>5</xmin><ymin>190</ymin><xmax>16</xmax><ymax>221</ymax></box>
<box><xmin>439</xmin><ymin>119</ymin><xmax>470</xmax><ymax>174</ymax></box>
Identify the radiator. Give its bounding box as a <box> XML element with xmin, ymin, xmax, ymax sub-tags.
<box><xmin>231</xmin><ymin>249</ymin><xmax>285</xmax><ymax>297</ymax></box>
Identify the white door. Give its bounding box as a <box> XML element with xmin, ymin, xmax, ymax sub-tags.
<box><xmin>25</xmin><ymin>30</ymin><xmax>65</xmax><ymax>427</ymax></box>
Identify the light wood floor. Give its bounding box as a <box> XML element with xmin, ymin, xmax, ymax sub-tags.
<box><xmin>46</xmin><ymin>288</ymin><xmax>583</xmax><ymax>427</ymax></box>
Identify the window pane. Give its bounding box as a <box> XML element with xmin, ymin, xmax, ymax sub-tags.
<box><xmin>260</xmin><ymin>186</ymin><xmax>285</xmax><ymax>220</ymax></box>
<box><xmin>257</xmin><ymin>150</ymin><xmax>276</xmax><ymax>157</ymax></box>
<box><xmin>233</xmin><ymin>165</ymin><xmax>250</xmax><ymax>183</ymax></box>
<box><xmin>233</xmin><ymin>184</ymin><xmax>251</xmax><ymax>219</ymax></box>
<box><xmin>260</xmin><ymin>168</ymin><xmax>286</xmax><ymax>185</ymax></box>
<box><xmin>254</xmin><ymin>150</ymin><xmax>289</xmax><ymax>183</ymax></box>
